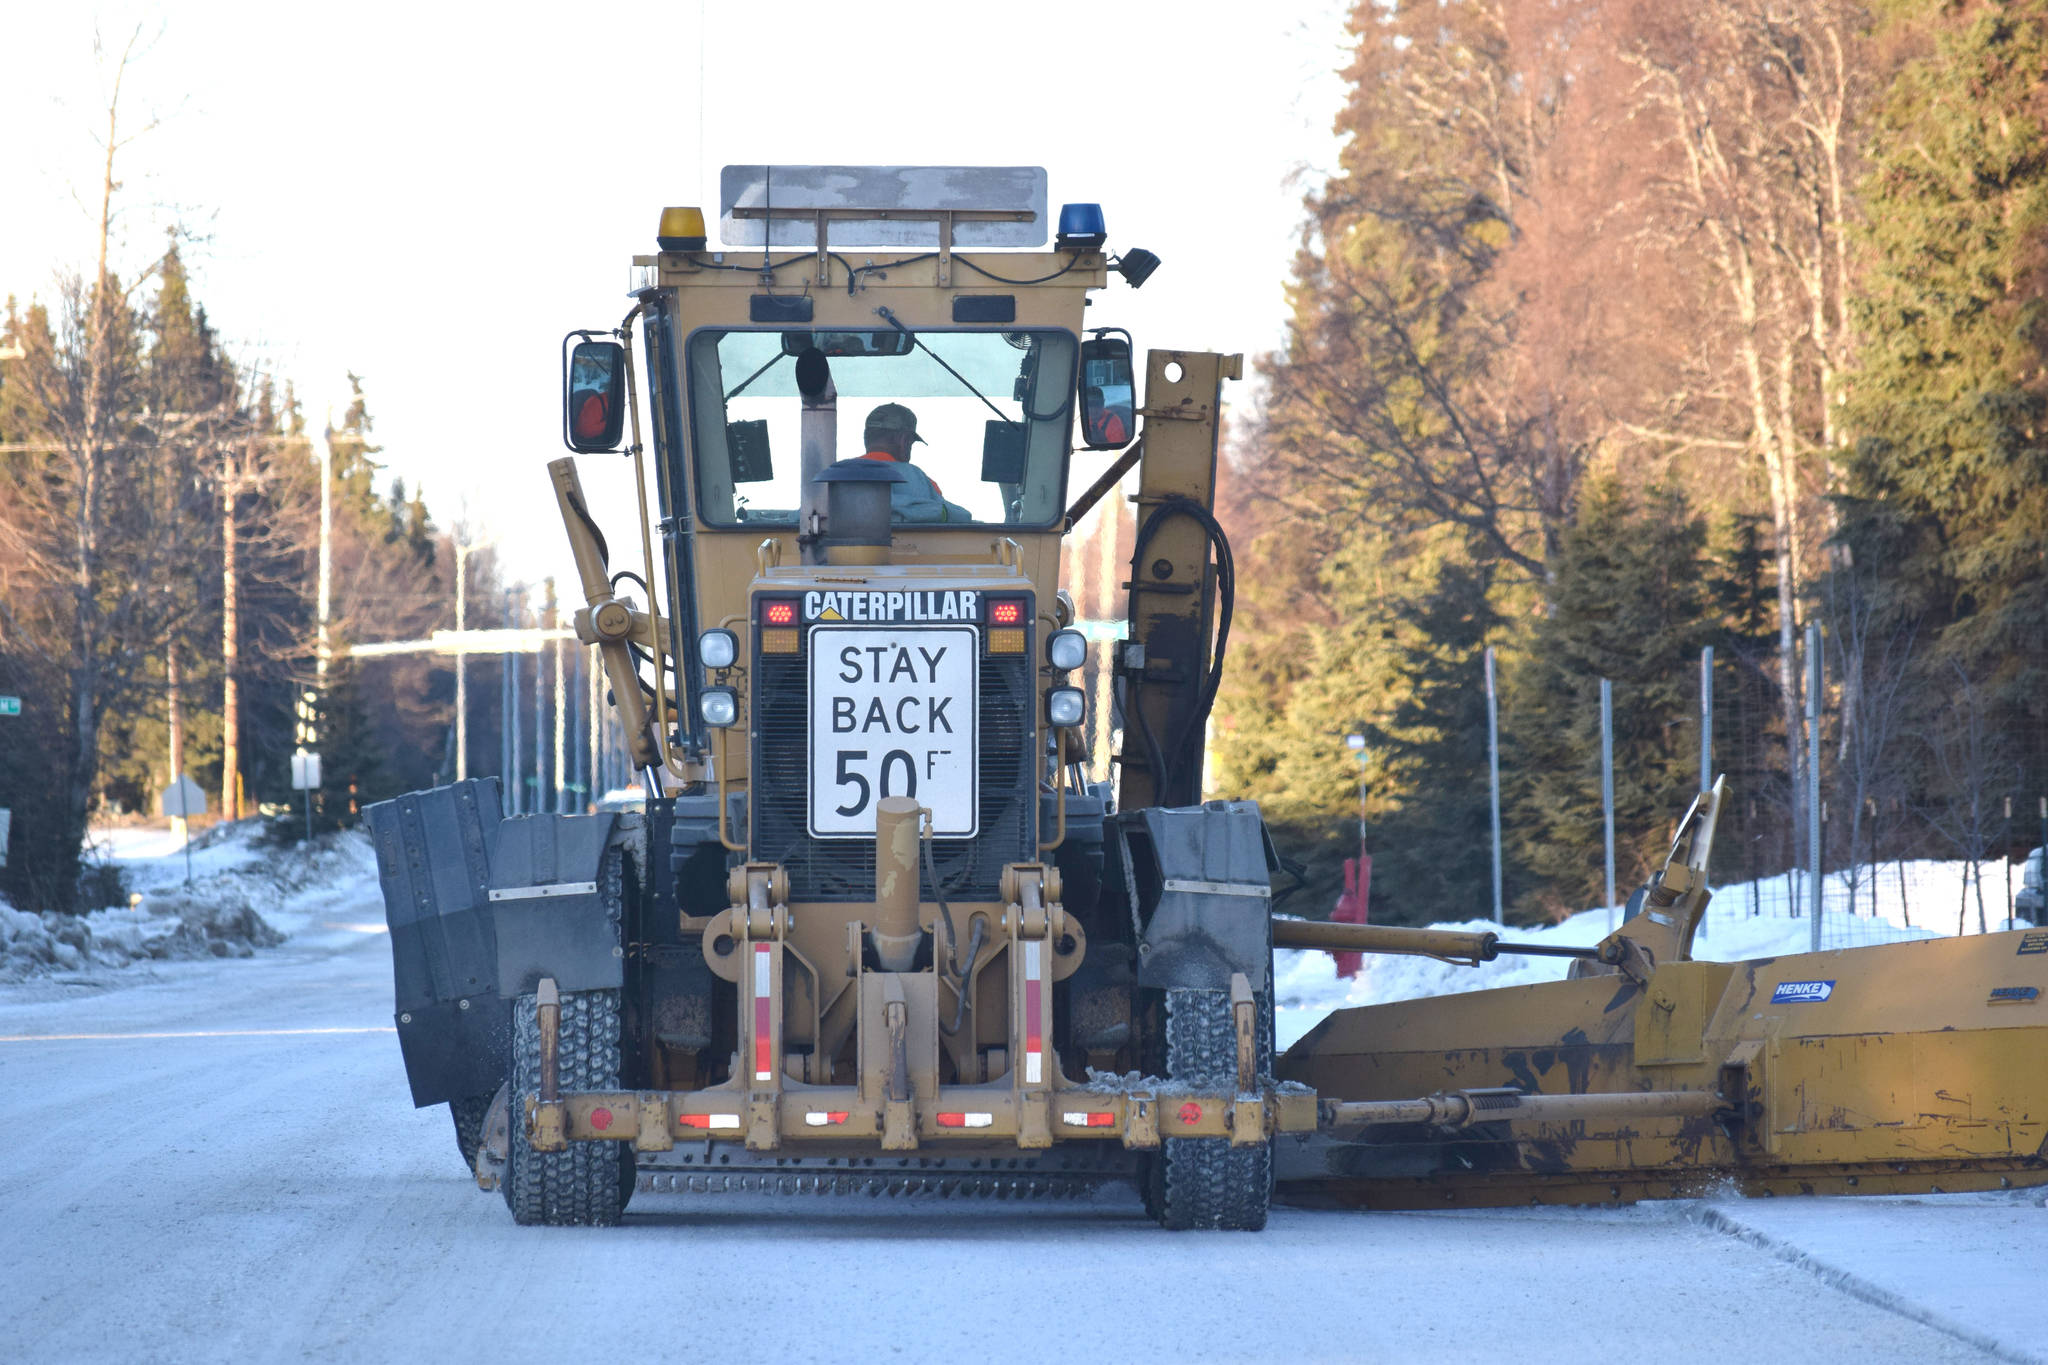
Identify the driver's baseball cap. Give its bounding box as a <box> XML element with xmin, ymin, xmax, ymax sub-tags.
<box><xmin>864</xmin><ymin>402</ymin><xmax>925</xmax><ymax>444</ymax></box>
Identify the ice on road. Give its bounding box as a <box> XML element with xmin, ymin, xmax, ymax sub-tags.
<box><xmin>1</xmin><ymin>887</ymin><xmax>2043</xmax><ymax>1362</ymax></box>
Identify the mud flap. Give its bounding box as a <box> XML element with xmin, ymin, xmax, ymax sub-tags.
<box><xmin>368</xmin><ymin>777</ymin><xmax>639</xmax><ymax>1108</ymax></box>
<box><xmin>1120</xmin><ymin>800</ymin><xmax>1276</xmax><ymax>992</ymax></box>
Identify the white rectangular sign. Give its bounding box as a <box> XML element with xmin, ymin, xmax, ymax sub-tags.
<box><xmin>290</xmin><ymin>750</ymin><xmax>322</xmax><ymax>791</ymax></box>
<box><xmin>808</xmin><ymin>627</ymin><xmax>977</xmax><ymax>839</ymax></box>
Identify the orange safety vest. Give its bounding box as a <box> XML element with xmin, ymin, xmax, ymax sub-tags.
<box><xmin>860</xmin><ymin>450</ymin><xmax>948</xmax><ymax>497</ymax></box>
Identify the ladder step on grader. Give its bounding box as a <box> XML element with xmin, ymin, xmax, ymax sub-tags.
<box><xmin>368</xmin><ymin>166</ymin><xmax>2048</xmax><ymax>1229</ymax></box>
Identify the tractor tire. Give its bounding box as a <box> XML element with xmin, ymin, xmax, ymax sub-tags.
<box><xmin>1148</xmin><ymin>987</ymin><xmax>1273</xmax><ymax>1231</ymax></box>
<box><xmin>502</xmin><ymin>988</ymin><xmax>633</xmax><ymax>1226</ymax></box>
<box><xmin>450</xmin><ymin>1092</ymin><xmax>495</xmax><ymax>1172</ymax></box>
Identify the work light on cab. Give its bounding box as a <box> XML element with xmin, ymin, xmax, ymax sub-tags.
<box><xmin>1046</xmin><ymin>687</ymin><xmax>1085</xmax><ymax>729</ymax></box>
<box><xmin>699</xmin><ymin>687</ymin><xmax>738</xmax><ymax>728</ymax></box>
<box><xmin>698</xmin><ymin>629</ymin><xmax>737</xmax><ymax>670</ymax></box>
<box><xmin>1046</xmin><ymin>629</ymin><xmax>1086</xmax><ymax>672</ymax></box>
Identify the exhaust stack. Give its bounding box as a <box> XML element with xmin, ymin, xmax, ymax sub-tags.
<box><xmin>797</xmin><ymin>347</ymin><xmax>836</xmax><ymax>563</ymax></box>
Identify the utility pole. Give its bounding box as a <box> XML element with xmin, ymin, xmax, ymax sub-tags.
<box><xmin>553</xmin><ymin>631</ymin><xmax>567</xmax><ymax>814</ymax></box>
<box><xmin>587</xmin><ymin>643</ymin><xmax>602</xmax><ymax>810</ymax></box>
<box><xmin>533</xmin><ymin>581</ymin><xmax>550</xmax><ymax>814</ymax></box>
<box><xmin>316</xmin><ymin>434</ymin><xmax>333</xmax><ymax>692</ymax></box>
<box><xmin>220</xmin><ymin>439</ymin><xmax>247</xmax><ymax>821</ymax></box>
<box><xmin>503</xmin><ymin>589</ymin><xmax>520</xmax><ymax>810</ymax></box>
<box><xmin>452</xmin><ymin>536</ymin><xmax>494</xmax><ymax>782</ymax></box>
<box><xmin>1093</xmin><ymin>496</ymin><xmax>1120</xmax><ymax>783</ymax></box>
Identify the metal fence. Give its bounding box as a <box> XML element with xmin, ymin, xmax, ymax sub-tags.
<box><xmin>1547</xmin><ymin>620</ymin><xmax>2048</xmax><ymax>952</ymax></box>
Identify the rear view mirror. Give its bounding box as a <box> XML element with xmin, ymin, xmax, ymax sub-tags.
<box><xmin>1078</xmin><ymin>334</ymin><xmax>1135</xmax><ymax>450</ymax></box>
<box><xmin>728</xmin><ymin>419</ymin><xmax>774</xmax><ymax>482</ymax></box>
<box><xmin>563</xmin><ymin>337</ymin><xmax>627</xmax><ymax>452</ymax></box>
<box><xmin>780</xmin><ymin>330</ymin><xmax>917</xmax><ymax>359</ymax></box>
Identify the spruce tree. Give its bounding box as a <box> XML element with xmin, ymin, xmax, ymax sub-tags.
<box><xmin>1506</xmin><ymin>479</ymin><xmax>1716</xmax><ymax>919</ymax></box>
<box><xmin>1840</xmin><ymin>0</ymin><xmax>2048</xmax><ymax>815</ymax></box>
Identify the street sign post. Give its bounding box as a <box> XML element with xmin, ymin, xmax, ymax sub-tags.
<box><xmin>159</xmin><ymin>774</ymin><xmax>205</xmax><ymax>885</ymax></box>
<box><xmin>291</xmin><ymin>749</ymin><xmax>323</xmax><ymax>843</ymax></box>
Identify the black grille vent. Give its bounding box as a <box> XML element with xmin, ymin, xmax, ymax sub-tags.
<box><xmin>751</xmin><ymin>634</ymin><xmax>1036</xmax><ymax>901</ymax></box>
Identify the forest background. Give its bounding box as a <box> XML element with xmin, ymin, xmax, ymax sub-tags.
<box><xmin>4</xmin><ymin>0</ymin><xmax>2044</xmax><ymax>925</ymax></box>
<box><xmin>1218</xmin><ymin>0</ymin><xmax>2048</xmax><ymax>924</ymax></box>
<box><xmin>0</xmin><ymin>36</ymin><xmax>530</xmax><ymax>912</ymax></box>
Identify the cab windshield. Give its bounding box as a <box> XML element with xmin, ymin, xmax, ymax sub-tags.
<box><xmin>685</xmin><ymin>327</ymin><xmax>1078</xmax><ymax>528</ymax></box>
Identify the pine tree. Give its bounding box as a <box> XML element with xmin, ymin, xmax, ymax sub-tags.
<box><xmin>1506</xmin><ymin>479</ymin><xmax>1716</xmax><ymax>919</ymax></box>
<box><xmin>1840</xmin><ymin>0</ymin><xmax>2048</xmax><ymax>813</ymax></box>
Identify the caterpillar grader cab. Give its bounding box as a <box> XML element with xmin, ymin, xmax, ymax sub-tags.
<box><xmin>369</xmin><ymin>166</ymin><xmax>2048</xmax><ymax>1230</ymax></box>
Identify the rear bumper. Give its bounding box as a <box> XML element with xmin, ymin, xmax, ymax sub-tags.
<box><xmin>521</xmin><ymin>1082</ymin><xmax>1318</xmax><ymax>1153</ymax></box>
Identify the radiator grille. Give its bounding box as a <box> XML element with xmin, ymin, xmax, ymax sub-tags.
<box><xmin>752</xmin><ymin>629</ymin><xmax>1036</xmax><ymax>901</ymax></box>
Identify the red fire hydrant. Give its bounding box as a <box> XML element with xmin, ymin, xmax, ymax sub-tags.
<box><xmin>1330</xmin><ymin>852</ymin><xmax>1372</xmax><ymax>979</ymax></box>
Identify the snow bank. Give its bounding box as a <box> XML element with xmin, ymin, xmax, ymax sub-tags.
<box><xmin>0</xmin><ymin>821</ymin><xmax>382</xmax><ymax>983</ymax></box>
<box><xmin>1273</xmin><ymin>860</ymin><xmax>1991</xmax><ymax>1050</ymax></box>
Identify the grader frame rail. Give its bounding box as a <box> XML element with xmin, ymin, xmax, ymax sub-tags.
<box><xmin>370</xmin><ymin>166</ymin><xmax>2047</xmax><ymax>1230</ymax></box>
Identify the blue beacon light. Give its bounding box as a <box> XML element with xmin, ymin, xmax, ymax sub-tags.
<box><xmin>1056</xmin><ymin>202</ymin><xmax>1107</xmax><ymax>251</ymax></box>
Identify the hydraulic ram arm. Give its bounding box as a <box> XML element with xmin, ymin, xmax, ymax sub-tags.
<box><xmin>549</xmin><ymin>456</ymin><xmax>661</xmax><ymax>772</ymax></box>
<box><xmin>1117</xmin><ymin>351</ymin><xmax>1242</xmax><ymax>811</ymax></box>
<box><xmin>1271</xmin><ymin>919</ymin><xmax>1611</xmax><ymax>966</ymax></box>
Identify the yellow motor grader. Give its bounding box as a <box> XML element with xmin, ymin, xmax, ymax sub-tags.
<box><xmin>368</xmin><ymin>166</ymin><xmax>2048</xmax><ymax>1229</ymax></box>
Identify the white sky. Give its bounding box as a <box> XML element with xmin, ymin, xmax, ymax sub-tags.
<box><xmin>1</xmin><ymin>0</ymin><xmax>1352</xmax><ymax>601</ymax></box>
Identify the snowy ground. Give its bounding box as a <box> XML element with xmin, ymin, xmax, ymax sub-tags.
<box><xmin>0</xmin><ymin>821</ymin><xmax>382</xmax><ymax>984</ymax></box>
<box><xmin>2</xmin><ymin>835</ymin><xmax>2044</xmax><ymax>1361</ymax></box>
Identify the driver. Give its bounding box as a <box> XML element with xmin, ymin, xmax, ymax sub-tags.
<box><xmin>861</xmin><ymin>403</ymin><xmax>971</xmax><ymax>523</ymax></box>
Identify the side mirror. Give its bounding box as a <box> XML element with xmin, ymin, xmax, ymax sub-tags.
<box><xmin>563</xmin><ymin>337</ymin><xmax>628</xmax><ymax>452</ymax></box>
<box><xmin>1077</xmin><ymin>334</ymin><xmax>1136</xmax><ymax>450</ymax></box>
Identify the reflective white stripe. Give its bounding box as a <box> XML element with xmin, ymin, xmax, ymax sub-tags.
<box><xmin>803</xmin><ymin>1112</ymin><xmax>834</xmax><ymax>1127</ymax></box>
<box><xmin>960</xmin><ymin>1112</ymin><xmax>994</xmax><ymax>1128</ymax></box>
<box><xmin>753</xmin><ymin>945</ymin><xmax>771</xmax><ymax>995</ymax></box>
<box><xmin>486</xmin><ymin>881</ymin><xmax>598</xmax><ymax>902</ymax></box>
<box><xmin>1025</xmin><ymin>1052</ymin><xmax>1042</xmax><ymax>1083</ymax></box>
<box><xmin>1160</xmin><ymin>878</ymin><xmax>1270</xmax><ymax>898</ymax></box>
<box><xmin>709</xmin><ymin>1114</ymin><xmax>740</xmax><ymax>1130</ymax></box>
<box><xmin>1061</xmin><ymin>1112</ymin><xmax>1089</xmax><ymax>1126</ymax></box>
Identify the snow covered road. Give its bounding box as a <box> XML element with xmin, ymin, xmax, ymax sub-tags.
<box><xmin>4</xmin><ymin>911</ymin><xmax>2045</xmax><ymax>1362</ymax></box>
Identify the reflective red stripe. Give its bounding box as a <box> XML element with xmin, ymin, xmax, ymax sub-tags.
<box><xmin>678</xmin><ymin>1113</ymin><xmax>740</xmax><ymax>1130</ymax></box>
<box><xmin>753</xmin><ymin>944</ymin><xmax>773</xmax><ymax>1082</ymax></box>
<box><xmin>1024</xmin><ymin>939</ymin><xmax>1044</xmax><ymax>1084</ymax></box>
